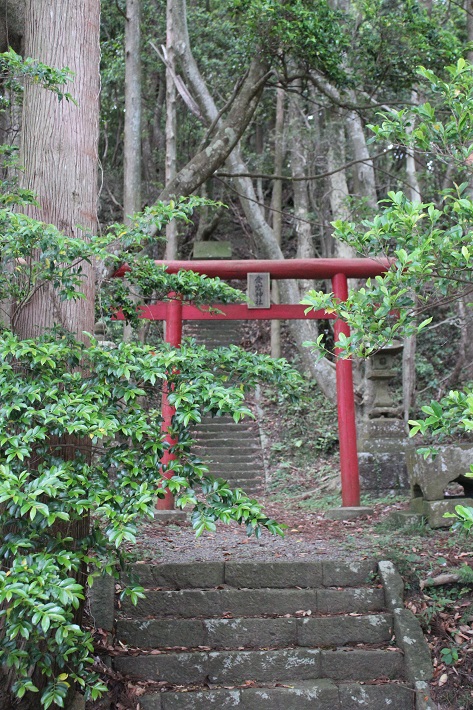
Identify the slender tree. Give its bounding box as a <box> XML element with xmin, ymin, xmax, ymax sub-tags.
<box><xmin>123</xmin><ymin>0</ymin><xmax>142</xmax><ymax>221</ymax></box>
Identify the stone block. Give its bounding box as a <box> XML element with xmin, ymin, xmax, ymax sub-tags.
<box><xmin>207</xmin><ymin>649</ymin><xmax>321</xmax><ymax>683</ymax></box>
<box><xmin>88</xmin><ymin>574</ymin><xmax>115</xmax><ymax>631</ymax></box>
<box><xmin>114</xmin><ymin>651</ymin><xmax>208</xmax><ymax>684</ymax></box>
<box><xmin>121</xmin><ymin>588</ymin><xmax>318</xmax><ymax>619</ymax></box>
<box><xmin>357</xmin><ymin>419</ymin><xmax>410</xmax><ymax>491</ymax></box>
<box><xmin>415</xmin><ymin>680</ymin><xmax>436</xmax><ymax>710</ymax></box>
<box><xmin>358</xmin><ymin>419</ymin><xmax>406</xmax><ymax>442</ymax></box>
<box><xmin>378</xmin><ymin>560</ymin><xmax>404</xmax><ymax>611</ymax></box>
<box><xmin>358</xmin><ymin>452</ymin><xmax>409</xmax><ymax>491</ymax></box>
<box><xmin>325</xmin><ymin>507</ymin><xmax>373</xmax><ymax>521</ymax></box>
<box><xmin>317</xmin><ymin>588</ymin><xmax>385</xmax><ymax>614</ymax></box>
<box><xmin>139</xmin><ymin>694</ymin><xmax>163</xmax><ymax>710</ymax></box>
<box><xmin>128</xmin><ymin>562</ymin><xmax>224</xmax><ymax>589</ymax></box>
<box><xmin>393</xmin><ymin>608</ymin><xmax>433</xmax><ymax>682</ymax></box>
<box><xmin>162</xmin><ymin>689</ymin><xmax>241</xmax><ymax>709</ymax></box>
<box><xmin>417</xmin><ymin>498</ymin><xmax>473</xmax><ymax>529</ymax></box>
<box><xmin>240</xmin><ymin>680</ymin><xmax>339</xmax><ymax>709</ymax></box>
<box><xmin>389</xmin><ymin>511</ymin><xmax>425</xmax><ymax>528</ymax></box>
<box><xmin>339</xmin><ymin>682</ymin><xmax>415</xmax><ymax>709</ymax></box>
<box><xmin>322</xmin><ymin>559</ymin><xmax>377</xmax><ymax>587</ymax></box>
<box><xmin>154</xmin><ymin>510</ymin><xmax>188</xmax><ymax>523</ymax></box>
<box><xmin>320</xmin><ymin>649</ymin><xmax>404</xmax><ymax>681</ymax></box>
<box><xmin>203</xmin><ymin>617</ymin><xmax>297</xmax><ymax>648</ymax></box>
<box><xmin>225</xmin><ymin>561</ymin><xmax>323</xmax><ymax>588</ymax></box>
<box><xmin>116</xmin><ymin>619</ymin><xmax>205</xmax><ymax>648</ymax></box>
<box><xmin>407</xmin><ymin>444</ymin><xmax>473</xmax><ymax>500</ymax></box>
<box><xmin>298</xmin><ymin>613</ymin><xmax>392</xmax><ymax>647</ymax></box>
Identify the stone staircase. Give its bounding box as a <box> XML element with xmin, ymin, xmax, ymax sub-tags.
<box><xmin>184</xmin><ymin>319</ymin><xmax>265</xmax><ymax>493</ymax></box>
<box><xmin>110</xmin><ymin>560</ymin><xmax>433</xmax><ymax>709</ymax></box>
<box><xmin>191</xmin><ymin>417</ymin><xmax>264</xmax><ymax>492</ymax></box>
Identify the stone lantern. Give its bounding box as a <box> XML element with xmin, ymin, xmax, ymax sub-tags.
<box><xmin>368</xmin><ymin>341</ymin><xmax>404</xmax><ymax>418</ymax></box>
<box><xmin>357</xmin><ymin>340</ymin><xmax>408</xmax><ymax>493</ymax></box>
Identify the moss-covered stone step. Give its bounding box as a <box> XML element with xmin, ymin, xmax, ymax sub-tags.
<box><xmin>127</xmin><ymin>559</ymin><xmax>377</xmax><ymax>590</ymax></box>
<box><xmin>139</xmin><ymin>681</ymin><xmax>414</xmax><ymax>710</ymax></box>
<box><xmin>120</xmin><ymin>586</ymin><xmax>385</xmax><ymax>619</ymax></box>
<box><xmin>114</xmin><ymin>647</ymin><xmax>404</xmax><ymax>685</ymax></box>
<box><xmin>116</xmin><ymin>612</ymin><xmax>393</xmax><ymax>649</ymax></box>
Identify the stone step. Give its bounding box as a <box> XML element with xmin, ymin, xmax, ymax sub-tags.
<box><xmin>205</xmin><ymin>458</ymin><xmax>261</xmax><ymax>471</ymax></box>
<box><xmin>193</xmin><ymin>435</ymin><xmax>259</xmax><ymax>444</ymax></box>
<box><xmin>121</xmin><ymin>586</ymin><xmax>385</xmax><ymax>619</ymax></box>
<box><xmin>117</xmin><ymin>612</ymin><xmax>393</xmax><ymax>649</ymax></box>
<box><xmin>193</xmin><ymin>440</ymin><xmax>261</xmax><ymax>450</ymax></box>
<box><xmin>192</xmin><ymin>439</ymin><xmax>261</xmax><ymax>458</ymax></box>
<box><xmin>137</xmin><ymin>681</ymin><xmax>414</xmax><ymax>710</ymax></box>
<box><xmin>114</xmin><ymin>647</ymin><xmax>404</xmax><ymax>685</ymax></box>
<box><xmin>206</xmin><ymin>476</ymin><xmax>263</xmax><ymax>488</ymax></box>
<box><xmin>127</xmin><ymin>560</ymin><xmax>377</xmax><ymax>589</ymax></box>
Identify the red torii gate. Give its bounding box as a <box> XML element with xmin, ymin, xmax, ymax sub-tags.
<box><xmin>115</xmin><ymin>258</ymin><xmax>389</xmax><ymax>510</ymax></box>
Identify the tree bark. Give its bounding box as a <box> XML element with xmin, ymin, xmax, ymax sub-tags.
<box><xmin>164</xmin><ymin>0</ymin><xmax>178</xmax><ymax>258</ymax></box>
<box><xmin>346</xmin><ymin>101</ymin><xmax>377</xmax><ymax>210</ymax></box>
<box><xmin>270</xmin><ymin>86</ymin><xmax>285</xmax><ymax>358</ymax></box>
<box><xmin>16</xmin><ymin>0</ymin><xmax>99</xmax><ymax>340</ymax></box>
<box><xmin>123</xmin><ymin>0</ymin><xmax>142</xmax><ymax>221</ymax></box>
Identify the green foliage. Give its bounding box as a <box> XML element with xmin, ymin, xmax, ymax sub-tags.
<box><xmin>444</xmin><ymin>505</ymin><xmax>473</xmax><ymax>535</ymax></box>
<box><xmin>0</xmin><ymin>48</ymin><xmax>75</xmax><ymax>104</ymax></box>
<box><xmin>351</xmin><ymin>0</ymin><xmax>464</xmax><ymax>93</ymax></box>
<box><xmin>230</xmin><ymin>0</ymin><xmax>349</xmax><ymax>83</ymax></box>
<box><xmin>440</xmin><ymin>646</ymin><xmax>459</xmax><ymax>666</ymax></box>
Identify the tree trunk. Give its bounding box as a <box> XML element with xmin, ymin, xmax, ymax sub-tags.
<box><xmin>165</xmin><ymin>0</ymin><xmax>178</xmax><ymax>259</ymax></box>
<box><xmin>346</xmin><ymin>101</ymin><xmax>377</xmax><ymax>210</ymax></box>
<box><xmin>16</xmin><ymin>0</ymin><xmax>99</xmax><ymax>340</ymax></box>
<box><xmin>402</xmin><ymin>91</ymin><xmax>421</xmax><ymax>426</ymax></box>
<box><xmin>123</xmin><ymin>0</ymin><xmax>142</xmax><ymax>343</ymax></box>
<box><xmin>123</xmin><ymin>0</ymin><xmax>142</xmax><ymax>221</ymax></box>
<box><xmin>270</xmin><ymin>86</ymin><xmax>285</xmax><ymax>358</ymax></box>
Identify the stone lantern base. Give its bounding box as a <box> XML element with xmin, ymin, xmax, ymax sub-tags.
<box><xmin>357</xmin><ymin>418</ymin><xmax>410</xmax><ymax>494</ymax></box>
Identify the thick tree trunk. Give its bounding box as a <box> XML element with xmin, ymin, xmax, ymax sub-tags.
<box><xmin>16</xmin><ymin>0</ymin><xmax>99</xmax><ymax>340</ymax></box>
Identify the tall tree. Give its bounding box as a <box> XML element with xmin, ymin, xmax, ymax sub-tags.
<box><xmin>17</xmin><ymin>0</ymin><xmax>100</xmax><ymax>341</ymax></box>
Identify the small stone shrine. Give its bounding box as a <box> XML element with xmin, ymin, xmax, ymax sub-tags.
<box><xmin>357</xmin><ymin>342</ymin><xmax>409</xmax><ymax>493</ymax></box>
